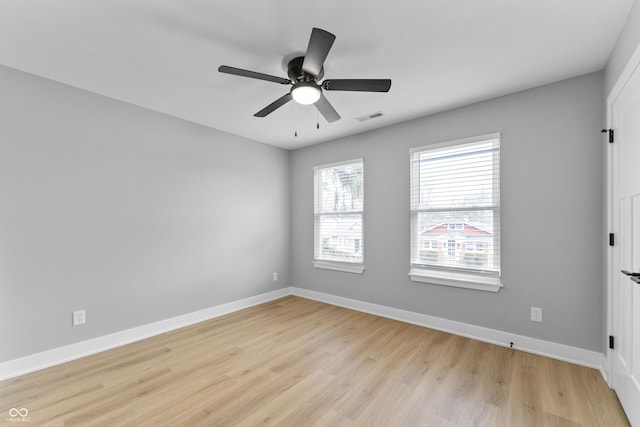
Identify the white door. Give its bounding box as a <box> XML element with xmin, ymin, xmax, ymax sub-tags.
<box><xmin>609</xmin><ymin>50</ymin><xmax>640</xmax><ymax>426</ymax></box>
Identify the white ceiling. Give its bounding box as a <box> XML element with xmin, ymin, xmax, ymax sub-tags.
<box><xmin>0</xmin><ymin>0</ymin><xmax>635</xmax><ymax>149</ymax></box>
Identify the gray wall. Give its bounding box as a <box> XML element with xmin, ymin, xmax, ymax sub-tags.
<box><xmin>0</xmin><ymin>62</ymin><xmax>610</xmax><ymax>362</ymax></box>
<box><xmin>606</xmin><ymin>0</ymin><xmax>640</xmax><ymax>94</ymax></box>
<box><xmin>0</xmin><ymin>65</ymin><xmax>290</xmax><ymax>362</ymax></box>
<box><xmin>291</xmin><ymin>72</ymin><xmax>604</xmax><ymax>352</ymax></box>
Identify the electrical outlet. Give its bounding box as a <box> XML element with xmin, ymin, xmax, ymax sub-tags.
<box><xmin>272</xmin><ymin>272</ymin><xmax>278</xmax><ymax>281</ymax></box>
<box><xmin>530</xmin><ymin>307</ymin><xmax>542</xmax><ymax>323</ymax></box>
<box><xmin>72</xmin><ymin>310</ymin><xmax>86</xmax><ymax>326</ymax></box>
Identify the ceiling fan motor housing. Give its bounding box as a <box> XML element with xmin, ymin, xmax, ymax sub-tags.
<box><xmin>287</xmin><ymin>56</ymin><xmax>324</xmax><ymax>82</ymax></box>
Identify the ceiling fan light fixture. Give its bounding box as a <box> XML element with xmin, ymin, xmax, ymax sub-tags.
<box><xmin>291</xmin><ymin>81</ymin><xmax>321</xmax><ymax>105</ymax></box>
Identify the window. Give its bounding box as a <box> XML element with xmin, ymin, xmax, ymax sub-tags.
<box><xmin>313</xmin><ymin>159</ymin><xmax>364</xmax><ymax>273</ymax></box>
<box><xmin>423</xmin><ymin>240</ymin><xmax>438</xmax><ymax>250</ymax></box>
<box><xmin>447</xmin><ymin>239</ymin><xmax>456</xmax><ymax>256</ymax></box>
<box><xmin>409</xmin><ymin>133</ymin><xmax>501</xmax><ymax>292</ymax></box>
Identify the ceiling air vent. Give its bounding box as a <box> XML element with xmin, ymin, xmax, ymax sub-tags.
<box><xmin>354</xmin><ymin>112</ymin><xmax>384</xmax><ymax>122</ymax></box>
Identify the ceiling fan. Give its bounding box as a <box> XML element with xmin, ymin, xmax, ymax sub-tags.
<box><xmin>218</xmin><ymin>28</ymin><xmax>391</xmax><ymax>123</ymax></box>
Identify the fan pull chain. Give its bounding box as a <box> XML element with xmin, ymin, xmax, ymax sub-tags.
<box><xmin>317</xmin><ymin>108</ymin><xmax>320</xmax><ymax>130</ymax></box>
<box><xmin>294</xmin><ymin>102</ymin><xmax>298</xmax><ymax>137</ymax></box>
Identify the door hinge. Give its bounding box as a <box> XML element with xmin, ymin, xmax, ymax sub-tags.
<box><xmin>601</xmin><ymin>128</ymin><xmax>614</xmax><ymax>143</ymax></box>
<box><xmin>609</xmin><ymin>335</ymin><xmax>615</xmax><ymax>350</ymax></box>
<box><xmin>609</xmin><ymin>233</ymin><xmax>615</xmax><ymax>246</ymax></box>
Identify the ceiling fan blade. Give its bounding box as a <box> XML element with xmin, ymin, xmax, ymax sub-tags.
<box><xmin>302</xmin><ymin>28</ymin><xmax>336</xmax><ymax>77</ymax></box>
<box><xmin>322</xmin><ymin>79</ymin><xmax>392</xmax><ymax>92</ymax></box>
<box><xmin>254</xmin><ymin>93</ymin><xmax>293</xmax><ymax>117</ymax></box>
<box><xmin>219</xmin><ymin>65</ymin><xmax>291</xmax><ymax>85</ymax></box>
<box><xmin>314</xmin><ymin>94</ymin><xmax>341</xmax><ymax>123</ymax></box>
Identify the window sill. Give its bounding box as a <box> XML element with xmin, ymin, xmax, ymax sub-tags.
<box><xmin>409</xmin><ymin>267</ymin><xmax>502</xmax><ymax>292</ymax></box>
<box><xmin>313</xmin><ymin>260</ymin><xmax>365</xmax><ymax>274</ymax></box>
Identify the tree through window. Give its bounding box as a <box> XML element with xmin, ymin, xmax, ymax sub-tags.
<box><xmin>314</xmin><ymin>159</ymin><xmax>364</xmax><ymax>272</ymax></box>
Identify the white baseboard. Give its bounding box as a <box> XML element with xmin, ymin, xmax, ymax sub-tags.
<box><xmin>0</xmin><ymin>285</ymin><xmax>605</xmax><ymax>381</ymax></box>
<box><xmin>600</xmin><ymin>352</ymin><xmax>611</xmax><ymax>387</ymax></box>
<box><xmin>290</xmin><ymin>287</ymin><xmax>603</xmax><ymax>369</ymax></box>
<box><xmin>0</xmin><ymin>288</ymin><xmax>291</xmax><ymax>381</ymax></box>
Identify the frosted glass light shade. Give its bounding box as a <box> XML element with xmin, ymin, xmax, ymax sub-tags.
<box><xmin>291</xmin><ymin>82</ymin><xmax>321</xmax><ymax>105</ymax></box>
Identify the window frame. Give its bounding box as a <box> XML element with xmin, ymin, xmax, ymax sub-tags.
<box><xmin>409</xmin><ymin>133</ymin><xmax>502</xmax><ymax>292</ymax></box>
<box><xmin>313</xmin><ymin>158</ymin><xmax>365</xmax><ymax>274</ymax></box>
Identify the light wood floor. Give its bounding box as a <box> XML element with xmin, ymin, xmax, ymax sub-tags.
<box><xmin>0</xmin><ymin>296</ymin><xmax>629</xmax><ymax>426</ymax></box>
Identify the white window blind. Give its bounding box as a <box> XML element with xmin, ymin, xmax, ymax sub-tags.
<box><xmin>410</xmin><ymin>134</ymin><xmax>500</xmax><ymax>289</ymax></box>
<box><xmin>314</xmin><ymin>159</ymin><xmax>364</xmax><ymax>272</ymax></box>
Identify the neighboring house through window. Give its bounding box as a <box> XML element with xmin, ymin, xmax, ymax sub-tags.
<box><xmin>409</xmin><ymin>133</ymin><xmax>501</xmax><ymax>292</ymax></box>
<box><xmin>313</xmin><ymin>159</ymin><xmax>364</xmax><ymax>274</ymax></box>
